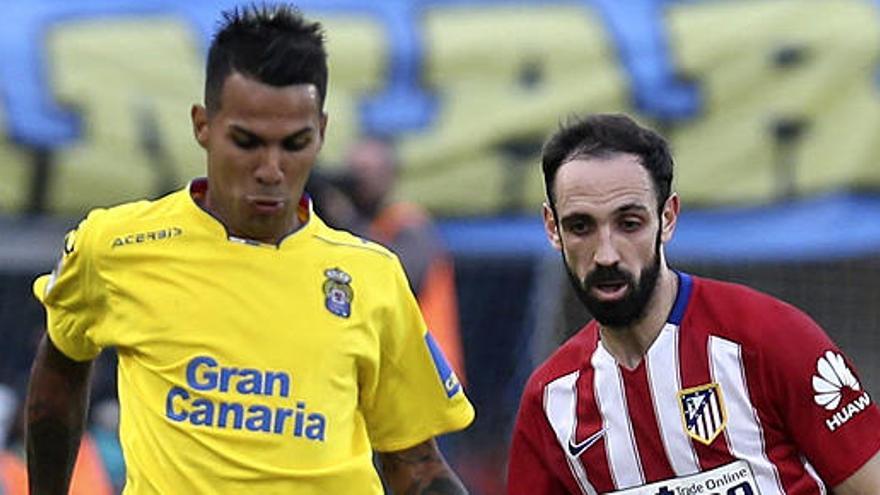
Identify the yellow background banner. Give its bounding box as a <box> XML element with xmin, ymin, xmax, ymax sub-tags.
<box><xmin>1</xmin><ymin>0</ymin><xmax>879</xmax><ymax>216</ymax></box>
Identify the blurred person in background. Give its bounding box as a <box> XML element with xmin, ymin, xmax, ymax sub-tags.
<box><xmin>343</xmin><ymin>137</ymin><xmax>466</xmax><ymax>383</ymax></box>
<box><xmin>1</xmin><ymin>396</ymin><xmax>112</xmax><ymax>495</ymax></box>
<box><xmin>303</xmin><ymin>167</ymin><xmax>357</xmax><ymax>230</ymax></box>
<box><xmin>89</xmin><ymin>400</ymin><xmax>125</xmax><ymax>493</ymax></box>
<box><xmin>1</xmin><ymin>326</ymin><xmax>119</xmax><ymax>494</ymax></box>
<box><xmin>508</xmin><ymin>113</ymin><xmax>880</xmax><ymax>494</ymax></box>
<box><xmin>0</xmin><ymin>384</ymin><xmax>20</xmax><ymax>495</ymax></box>
<box><xmin>0</xmin><ymin>385</ymin><xmax>15</xmax><ymax>454</ymax></box>
<box><xmin>26</xmin><ymin>4</ymin><xmax>473</xmax><ymax>494</ymax></box>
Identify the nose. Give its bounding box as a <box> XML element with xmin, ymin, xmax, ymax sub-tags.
<box><xmin>593</xmin><ymin>227</ymin><xmax>621</xmax><ymax>267</ymax></box>
<box><xmin>255</xmin><ymin>147</ymin><xmax>284</xmax><ymax>185</ymax></box>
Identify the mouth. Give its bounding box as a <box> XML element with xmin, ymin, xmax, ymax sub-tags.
<box><xmin>589</xmin><ymin>280</ymin><xmax>629</xmax><ymax>301</ymax></box>
<box><xmin>246</xmin><ymin>196</ymin><xmax>287</xmax><ymax>215</ymax></box>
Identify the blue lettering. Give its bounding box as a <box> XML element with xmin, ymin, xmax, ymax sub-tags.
<box><xmin>589</xmin><ymin>0</ymin><xmax>700</xmax><ymax>120</ymax></box>
<box><xmin>245</xmin><ymin>405</ymin><xmax>272</xmax><ymax>432</ymax></box>
<box><xmin>186</xmin><ymin>356</ymin><xmax>291</xmax><ymax>396</ymax></box>
<box><xmin>164</xmin><ymin>382</ymin><xmax>327</xmax><ymax>441</ymax></box>
<box><xmin>305</xmin><ymin>414</ymin><xmax>326</xmax><ymax>441</ymax></box>
<box><xmin>274</xmin><ymin>408</ymin><xmax>293</xmax><ymax>434</ymax></box>
<box><xmin>236</xmin><ymin>368</ymin><xmax>262</xmax><ymax>395</ymax></box>
<box><xmin>217</xmin><ymin>402</ymin><xmax>244</xmax><ymax>429</ymax></box>
<box><xmin>7</xmin><ymin>0</ymin><xmax>880</xmax><ymax>154</ymax></box>
<box><xmin>306</xmin><ymin>1</ymin><xmax>436</xmax><ymax>133</ymax></box>
<box><xmin>0</xmin><ymin>0</ymin><xmax>700</xmax><ymax>147</ymax></box>
<box><xmin>189</xmin><ymin>398</ymin><xmax>214</xmax><ymax>426</ymax></box>
<box><xmin>294</xmin><ymin>402</ymin><xmax>306</xmax><ymax>437</ymax></box>
<box><xmin>187</xmin><ymin>355</ymin><xmax>218</xmax><ymax>391</ymax></box>
<box><xmin>165</xmin><ymin>386</ymin><xmax>189</xmax><ymax>421</ymax></box>
<box><xmin>219</xmin><ymin>366</ymin><xmax>238</xmax><ymax>392</ymax></box>
<box><xmin>171</xmin><ymin>354</ymin><xmax>338</xmax><ymax>439</ymax></box>
<box><xmin>264</xmin><ymin>371</ymin><xmax>290</xmax><ymax>397</ymax></box>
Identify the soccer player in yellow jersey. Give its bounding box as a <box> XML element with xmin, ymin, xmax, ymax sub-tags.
<box><xmin>25</xmin><ymin>4</ymin><xmax>474</xmax><ymax>494</ymax></box>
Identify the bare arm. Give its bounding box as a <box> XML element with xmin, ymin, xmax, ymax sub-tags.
<box><xmin>378</xmin><ymin>438</ymin><xmax>468</xmax><ymax>495</ymax></box>
<box><xmin>833</xmin><ymin>451</ymin><xmax>880</xmax><ymax>495</ymax></box>
<box><xmin>25</xmin><ymin>334</ymin><xmax>93</xmax><ymax>495</ymax></box>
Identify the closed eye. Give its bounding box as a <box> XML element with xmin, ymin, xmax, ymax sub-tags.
<box><xmin>232</xmin><ymin>133</ymin><xmax>260</xmax><ymax>150</ymax></box>
<box><xmin>282</xmin><ymin>135</ymin><xmax>311</xmax><ymax>152</ymax></box>
<box><xmin>228</xmin><ymin>126</ymin><xmax>262</xmax><ymax>150</ymax></box>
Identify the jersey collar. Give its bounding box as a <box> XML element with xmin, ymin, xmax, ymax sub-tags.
<box><xmin>185</xmin><ymin>178</ymin><xmax>317</xmax><ymax>249</ymax></box>
<box><xmin>667</xmin><ymin>271</ymin><xmax>693</xmax><ymax>326</ymax></box>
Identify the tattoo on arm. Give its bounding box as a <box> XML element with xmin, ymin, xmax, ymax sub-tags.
<box><xmin>26</xmin><ymin>335</ymin><xmax>93</xmax><ymax>495</ymax></box>
<box><xmin>378</xmin><ymin>438</ymin><xmax>468</xmax><ymax>495</ymax></box>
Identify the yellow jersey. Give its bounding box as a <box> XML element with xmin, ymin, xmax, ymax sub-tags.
<box><xmin>33</xmin><ymin>181</ymin><xmax>475</xmax><ymax>494</ymax></box>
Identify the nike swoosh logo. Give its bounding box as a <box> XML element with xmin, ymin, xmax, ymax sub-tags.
<box><xmin>567</xmin><ymin>428</ymin><xmax>605</xmax><ymax>457</ymax></box>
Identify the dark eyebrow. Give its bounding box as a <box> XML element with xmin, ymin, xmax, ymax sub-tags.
<box><xmin>229</xmin><ymin>124</ymin><xmax>260</xmax><ymax>140</ymax></box>
<box><xmin>615</xmin><ymin>203</ymin><xmax>650</xmax><ymax>215</ymax></box>
<box><xmin>281</xmin><ymin>128</ymin><xmax>313</xmax><ymax>143</ymax></box>
<box><xmin>229</xmin><ymin>124</ymin><xmax>313</xmax><ymax>143</ymax></box>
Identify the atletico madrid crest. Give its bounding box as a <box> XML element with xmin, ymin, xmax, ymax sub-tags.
<box><xmin>678</xmin><ymin>382</ymin><xmax>727</xmax><ymax>445</ymax></box>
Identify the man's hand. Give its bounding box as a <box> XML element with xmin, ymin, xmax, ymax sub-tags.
<box><xmin>26</xmin><ymin>334</ymin><xmax>93</xmax><ymax>495</ymax></box>
<box><xmin>378</xmin><ymin>438</ymin><xmax>468</xmax><ymax>495</ymax></box>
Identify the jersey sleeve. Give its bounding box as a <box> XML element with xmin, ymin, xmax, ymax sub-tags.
<box><xmin>360</xmin><ymin>258</ymin><xmax>474</xmax><ymax>452</ymax></box>
<box><xmin>758</xmin><ymin>300</ymin><xmax>880</xmax><ymax>487</ymax></box>
<box><xmin>508</xmin><ymin>376</ymin><xmax>572</xmax><ymax>495</ymax></box>
<box><xmin>32</xmin><ymin>210</ymin><xmax>108</xmax><ymax>361</ymax></box>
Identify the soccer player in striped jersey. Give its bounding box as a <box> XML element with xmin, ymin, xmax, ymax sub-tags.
<box><xmin>508</xmin><ymin>113</ymin><xmax>880</xmax><ymax>494</ymax></box>
<box><xmin>25</xmin><ymin>4</ymin><xmax>473</xmax><ymax>494</ymax></box>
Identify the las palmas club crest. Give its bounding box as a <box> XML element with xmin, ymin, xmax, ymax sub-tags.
<box><xmin>323</xmin><ymin>267</ymin><xmax>354</xmax><ymax>318</ymax></box>
<box><xmin>678</xmin><ymin>382</ymin><xmax>728</xmax><ymax>445</ymax></box>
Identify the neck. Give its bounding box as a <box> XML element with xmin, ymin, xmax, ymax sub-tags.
<box><xmin>200</xmin><ymin>189</ymin><xmax>302</xmax><ymax>245</ymax></box>
<box><xmin>598</xmin><ymin>266</ymin><xmax>679</xmax><ymax>370</ymax></box>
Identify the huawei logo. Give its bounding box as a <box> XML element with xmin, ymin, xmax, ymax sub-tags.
<box><xmin>812</xmin><ymin>351</ymin><xmax>860</xmax><ymax>411</ymax></box>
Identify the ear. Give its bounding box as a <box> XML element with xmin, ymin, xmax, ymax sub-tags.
<box><xmin>660</xmin><ymin>193</ymin><xmax>680</xmax><ymax>243</ymax></box>
<box><xmin>191</xmin><ymin>104</ymin><xmax>210</xmax><ymax>149</ymax></box>
<box><xmin>319</xmin><ymin>112</ymin><xmax>329</xmax><ymax>142</ymax></box>
<box><xmin>543</xmin><ymin>202</ymin><xmax>562</xmax><ymax>250</ymax></box>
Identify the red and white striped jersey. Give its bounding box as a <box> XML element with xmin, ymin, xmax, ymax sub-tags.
<box><xmin>509</xmin><ymin>273</ymin><xmax>880</xmax><ymax>494</ymax></box>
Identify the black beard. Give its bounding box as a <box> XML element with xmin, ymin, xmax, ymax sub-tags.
<box><xmin>563</xmin><ymin>239</ymin><xmax>662</xmax><ymax>328</ymax></box>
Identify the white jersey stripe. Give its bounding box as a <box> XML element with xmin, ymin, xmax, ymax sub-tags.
<box><xmin>710</xmin><ymin>394</ymin><xmax>723</xmax><ymax>428</ymax></box>
<box><xmin>709</xmin><ymin>336</ymin><xmax>784</xmax><ymax>495</ymax></box>
<box><xmin>646</xmin><ymin>323</ymin><xmax>700</xmax><ymax>476</ymax></box>
<box><xmin>543</xmin><ymin>371</ymin><xmax>597</xmax><ymax>495</ymax></box>
<box><xmin>594</xmin><ymin>345</ymin><xmax>644</xmax><ymax>489</ymax></box>
<box><xmin>802</xmin><ymin>456</ymin><xmax>827</xmax><ymax>494</ymax></box>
